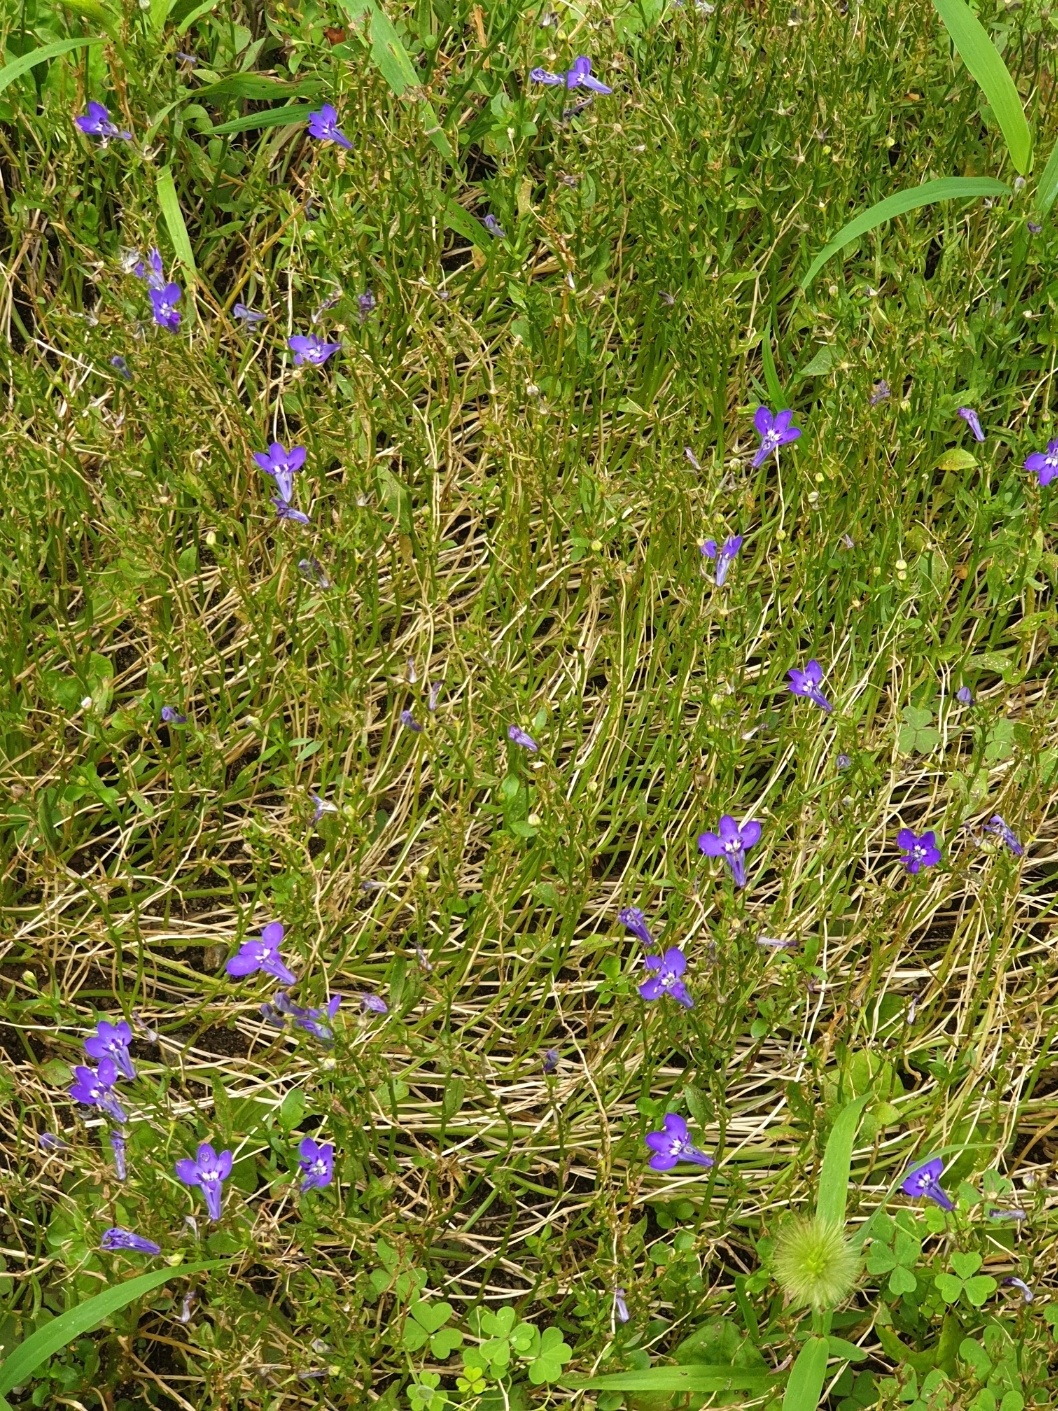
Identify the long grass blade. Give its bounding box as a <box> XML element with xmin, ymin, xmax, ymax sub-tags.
<box><xmin>800</xmin><ymin>176</ymin><xmax>1009</xmax><ymax>290</ymax></box>
<box><xmin>210</xmin><ymin>105</ymin><xmax>316</xmax><ymax>136</ymax></box>
<box><xmin>0</xmin><ymin>1262</ymin><xmax>223</xmax><ymax>1396</ymax></box>
<box><xmin>561</xmin><ymin>1365</ymin><xmax>777</xmax><ymax>1392</ymax></box>
<box><xmin>782</xmin><ymin>1336</ymin><xmax>830</xmax><ymax>1411</ymax></box>
<box><xmin>816</xmin><ymin>1094</ymin><xmax>870</xmax><ymax>1227</ymax></box>
<box><xmin>931</xmin><ymin>0</ymin><xmax>1032</xmax><ymax>174</ymax></box>
<box><xmin>1035</xmin><ymin>140</ymin><xmax>1058</xmax><ymax>216</ymax></box>
<box><xmin>0</xmin><ymin>36</ymin><xmax>104</xmax><ymax>96</ymax></box>
<box><xmin>760</xmin><ymin>317</ymin><xmax>785</xmax><ymax>408</ymax></box>
<box><xmin>157</xmin><ymin>166</ymin><xmax>197</xmax><ymax>283</ymax></box>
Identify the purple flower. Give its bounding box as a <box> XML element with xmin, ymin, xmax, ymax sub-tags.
<box><xmin>69</xmin><ymin>1059</ymin><xmax>127</xmax><ymax>1124</ymax></box>
<box><xmin>614</xmin><ymin>1287</ymin><xmax>630</xmax><ymax>1324</ymax></box>
<box><xmin>400</xmin><ymin>709</ymin><xmax>423</xmax><ymax>732</ymax></box>
<box><xmin>253</xmin><ymin>442</ymin><xmax>306</xmax><ymax>503</ymax></box>
<box><xmin>149</xmin><ymin>283</ymin><xmax>182</xmax><ymax>331</ymax></box>
<box><xmin>507</xmin><ymin>724</ymin><xmax>539</xmax><ymax>751</ymax></box>
<box><xmin>988</xmin><ymin>1207</ymin><xmax>1027</xmax><ymax>1222</ymax></box>
<box><xmin>359</xmin><ymin>992</ymin><xmax>388</xmax><ymax>1015</ymax></box>
<box><xmin>307</xmin><ymin>104</ymin><xmax>353</xmax><ymax>150</ymax></box>
<box><xmin>297</xmin><ymin>1136</ymin><xmax>334</xmax><ymax>1191</ymax></box>
<box><xmin>984</xmin><ymin>815</ymin><xmax>1024</xmax><ymax>857</ymax></box>
<box><xmin>618</xmin><ymin>907</ymin><xmax>655</xmax><ymax>949</ymax></box>
<box><xmin>645</xmin><ymin>1113</ymin><xmax>714</xmax><ymax>1172</ymax></box>
<box><xmin>226</xmin><ymin>921</ymin><xmax>297</xmax><ymax>985</ymax></box>
<box><xmin>100</xmin><ymin>1227</ymin><xmax>161</xmax><ymax>1256</ymax></box>
<box><xmin>298</xmin><ymin>558</ymin><xmax>331</xmax><ymax>588</ymax></box>
<box><xmin>900</xmin><ymin>1156</ymin><xmax>953</xmax><ymax>1211</ymax></box>
<box><xmin>787</xmin><ymin>659</ymin><xmax>832</xmax><ymax>713</ymax></box>
<box><xmin>684</xmin><ymin>446</ymin><xmax>702</xmax><ymax>470</ymax></box>
<box><xmin>110</xmin><ymin>354</ymin><xmax>131</xmax><ymax>380</ymax></box>
<box><xmin>752</xmin><ymin>406</ymin><xmax>801</xmax><ymax>467</ymax></box>
<box><xmin>897</xmin><ymin>828</ymin><xmax>941</xmax><ymax>874</ymax></box>
<box><xmin>233</xmin><ymin>302</ymin><xmax>266</xmax><ymax>326</ymax></box>
<box><xmin>161</xmin><ymin>706</ymin><xmax>187</xmax><ymax>725</ymax></box>
<box><xmin>74</xmin><ymin>101</ymin><xmax>131</xmax><ymax>143</ymax></box>
<box><xmin>956</xmin><ymin>686</ymin><xmax>973</xmax><ymax>704</ymax></box>
<box><xmin>836</xmin><ymin>753</ymin><xmax>851</xmax><ymax>770</ymax></box>
<box><xmin>957</xmin><ymin>407</ymin><xmax>985</xmax><ymax>442</ymax></box>
<box><xmin>1004</xmin><ymin>1276</ymin><xmax>1033</xmax><ymax>1303</ymax></box>
<box><xmin>310</xmin><ymin>791</ymin><xmax>338</xmax><ymax>824</ymax></box>
<box><xmin>1025</xmin><ymin>438</ymin><xmax>1058</xmax><ymax>488</ymax></box>
<box><xmin>756</xmin><ymin>934</ymin><xmax>797</xmax><ymax>951</ymax></box>
<box><xmin>39</xmin><ymin>1132</ymin><xmax>69</xmax><ymax>1151</ymax></box>
<box><xmin>84</xmin><ymin>1019</ymin><xmax>136</xmax><ymax>1080</ymax></box>
<box><xmin>274</xmin><ymin>991</ymin><xmax>342</xmax><ymax>1041</ymax></box>
<box><xmin>530</xmin><ymin>56</ymin><xmax>613</xmax><ymax>92</ymax></box>
<box><xmin>134</xmin><ymin>248</ymin><xmax>166</xmax><ymax>289</ymax></box>
<box><xmin>543</xmin><ymin>1048</ymin><xmax>560</xmax><ymax>1073</ymax></box>
<box><xmin>870</xmin><ymin>380</ymin><xmax>891</xmax><ymax>406</ymax></box>
<box><xmin>289</xmin><ymin>334</ymin><xmax>341</xmax><ymax>366</ymax></box>
<box><xmin>358</xmin><ymin>290</ymin><xmax>376</xmax><ymax>321</ymax></box>
<box><xmin>698</xmin><ymin>815</ymin><xmax>762</xmax><ymax>889</ymax></box>
<box><xmin>175</xmin><ymin>1141</ymin><xmax>233</xmax><ymax>1222</ymax></box>
<box><xmin>1028</xmin><ymin>220</ymin><xmax>1042</xmax><ymax>234</ymax></box>
<box><xmin>639</xmin><ymin>948</ymin><xmax>693</xmax><ymax>1008</ymax></box>
<box><xmin>428</xmin><ymin>681</ymin><xmax>442</xmax><ymax>712</ymax></box>
<box><xmin>700</xmin><ymin>534</ymin><xmax>743</xmax><ymax>586</ymax></box>
<box><xmin>109</xmin><ymin>1130</ymin><xmax>127</xmax><ymax>1180</ymax></box>
<box><xmin>484</xmin><ymin>214</ymin><xmax>506</xmax><ymax>238</ymax></box>
<box><xmin>273</xmin><ymin>497</ymin><xmax>312</xmax><ymax>524</ymax></box>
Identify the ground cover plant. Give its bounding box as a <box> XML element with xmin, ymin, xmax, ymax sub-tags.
<box><xmin>1</xmin><ymin>0</ymin><xmax>1058</xmax><ymax>1406</ymax></box>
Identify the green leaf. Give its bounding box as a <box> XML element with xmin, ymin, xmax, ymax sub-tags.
<box><xmin>934</xmin><ymin>1272</ymin><xmax>963</xmax><ymax>1303</ymax></box>
<box><xmin>528</xmin><ymin>1327</ymin><xmax>572</xmax><ymax>1384</ymax></box>
<box><xmin>0</xmin><ymin>36</ymin><xmax>105</xmax><ymax>96</ymax></box>
<box><xmin>827</xmin><ymin>1337</ymin><xmax>868</xmax><ymax>1363</ymax></box>
<box><xmin>935</xmin><ymin>448</ymin><xmax>978</xmax><ymax>471</ymax></box>
<box><xmin>950</xmin><ymin>1252</ymin><xmax>982</xmax><ymax>1279</ymax></box>
<box><xmin>430</xmin><ymin>1327</ymin><xmax>463</xmax><ymax>1358</ymax></box>
<box><xmin>1034</xmin><ymin>139</ymin><xmax>1058</xmax><ymax>215</ymax></box>
<box><xmin>890</xmin><ymin>1265</ymin><xmax>917</xmax><ymax>1296</ymax></box>
<box><xmin>561</xmin><ymin>1366</ymin><xmax>778</xmax><ymax>1392</ymax></box>
<box><xmin>409</xmin><ymin>1301</ymin><xmax>452</xmax><ymax>1334</ymax></box>
<box><xmin>795</xmin><ymin>346</ymin><xmax>835</xmax><ymax>379</ymax></box>
<box><xmin>760</xmin><ymin>318</ymin><xmax>785</xmax><ymax>408</ymax></box>
<box><xmin>782</xmin><ymin>1336</ymin><xmax>830</xmax><ymax>1411</ymax></box>
<box><xmin>194</xmin><ymin>75</ymin><xmax>323</xmax><ymax>102</ymax></box>
<box><xmin>0</xmin><ymin>1263</ymin><xmax>225</xmax><ymax>1395</ymax></box>
<box><xmin>157</xmin><ymin>166</ymin><xmax>196</xmax><ymax>283</ymax></box>
<box><xmin>439</xmin><ymin>194</ymin><xmax>490</xmax><ymax>250</ymax></box>
<box><xmin>210</xmin><ymin>104</ymin><xmax>315</xmax><ymax>135</ymax></box>
<box><xmin>931</xmin><ymin>0</ymin><xmax>1032</xmax><ymax>174</ymax></box>
<box><xmin>277</xmin><ymin>1087</ymin><xmax>305</xmax><ymax>1131</ymax></box>
<box><xmin>800</xmin><ymin>178</ymin><xmax>1010</xmax><ymax>291</ymax></box>
<box><xmin>817</xmin><ymin>1094</ymin><xmax>870</xmax><ymax>1228</ymax></box>
<box><xmin>963</xmin><ymin>1275</ymin><xmax>997</xmax><ymax>1307</ymax></box>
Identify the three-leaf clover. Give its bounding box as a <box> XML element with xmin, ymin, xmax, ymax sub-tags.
<box><xmin>867</xmin><ymin>1222</ymin><xmax>922</xmax><ymax>1296</ymax></box>
<box><xmin>401</xmin><ymin>1300</ymin><xmax>463</xmax><ymax>1358</ymax></box>
<box><xmin>934</xmin><ymin>1252</ymin><xmax>997</xmax><ymax>1308</ymax></box>
<box><xmin>899</xmin><ymin>706</ymin><xmax>940</xmax><ymax>755</ymax></box>
<box><xmin>527</xmin><ymin>1325</ymin><xmax>573</xmax><ymax>1384</ymax></box>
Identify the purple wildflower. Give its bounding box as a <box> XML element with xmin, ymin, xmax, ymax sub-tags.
<box><xmin>870</xmin><ymin>380</ymin><xmax>891</xmax><ymax>406</ymax></box>
<box><xmin>178</xmin><ymin>1292</ymin><xmax>196</xmax><ymax>1322</ymax></box>
<box><xmin>149</xmin><ymin>283</ymin><xmax>182</xmax><ymax>331</ymax></box>
<box><xmin>684</xmin><ymin>447</ymin><xmax>702</xmax><ymax>470</ymax></box>
<box><xmin>484</xmin><ymin>214</ymin><xmax>506</xmax><ymax>238</ymax></box>
<box><xmin>260</xmin><ymin>1002</ymin><xmax>286</xmax><ymax>1029</ymax></box>
<box><xmin>984</xmin><ymin>815</ymin><xmax>1024</xmax><ymax>857</ymax></box>
<box><xmin>298</xmin><ymin>558</ymin><xmax>331</xmax><ymax>588</ymax></box>
<box><xmin>307</xmin><ymin>104</ymin><xmax>353</xmax><ymax>150</ymax></box>
<box><xmin>1025</xmin><ymin>438</ymin><xmax>1058</xmax><ymax>488</ymax></box>
<box><xmin>297</xmin><ymin>1136</ymin><xmax>334</xmax><ymax>1191</ymax></box>
<box><xmin>161</xmin><ymin>706</ymin><xmax>187</xmax><ymax>724</ymax></box>
<box><xmin>274</xmin><ymin>991</ymin><xmax>341</xmax><ymax>1041</ymax></box>
<box><xmin>698</xmin><ymin>815</ymin><xmax>762</xmax><ymax>889</ymax></box>
<box><xmin>787</xmin><ymin>659</ymin><xmax>832</xmax><ymax>713</ymax></box>
<box><xmin>530</xmin><ymin>56</ymin><xmax>613</xmax><ymax>92</ymax></box>
<box><xmin>74</xmin><ymin>101</ymin><xmax>131</xmax><ymax>143</ymax></box>
<box><xmin>1028</xmin><ymin>220</ymin><xmax>1042</xmax><ymax>234</ymax></box>
<box><xmin>989</xmin><ymin>1208</ymin><xmax>1028</xmax><ymax>1222</ymax></box>
<box><xmin>755</xmin><ymin>934</ymin><xmax>797</xmax><ymax>950</ymax></box>
<box><xmin>39</xmin><ymin>1132</ymin><xmax>69</xmax><ymax>1151</ymax></box>
<box><xmin>100</xmin><ymin>1227</ymin><xmax>161</xmax><ymax>1256</ymax></box>
<box><xmin>956</xmin><ymin>686</ymin><xmax>973</xmax><ymax>704</ymax></box>
<box><xmin>175</xmin><ymin>1141</ymin><xmax>233</xmax><ymax>1222</ymax></box>
<box><xmin>84</xmin><ymin>1019</ymin><xmax>136</xmax><ymax>1080</ymax></box>
<box><xmin>543</xmin><ymin>1048</ymin><xmax>560</xmax><ymax>1073</ymax></box>
<box><xmin>69</xmin><ymin>1059</ymin><xmax>127</xmax><ymax>1124</ymax></box>
<box><xmin>752</xmin><ymin>406</ymin><xmax>801</xmax><ymax>467</ymax></box>
<box><xmin>358</xmin><ymin>290</ymin><xmax>376</xmax><ymax>321</ymax></box>
<box><xmin>225</xmin><ymin>921</ymin><xmax>297</xmax><ymax>985</ymax></box>
<box><xmin>957</xmin><ymin>407</ymin><xmax>985</xmax><ymax>442</ymax></box>
<box><xmin>1004</xmin><ymin>1276</ymin><xmax>1033</xmax><ymax>1303</ymax></box>
<box><xmin>639</xmin><ymin>948</ymin><xmax>693</xmax><ymax>1008</ymax></box>
<box><xmin>134</xmin><ymin>248</ymin><xmax>166</xmax><ymax>289</ymax></box>
<box><xmin>400</xmin><ymin>709</ymin><xmax>423</xmax><ymax>733</ymax></box>
<box><xmin>359</xmin><ymin>992</ymin><xmax>388</xmax><ymax>1015</ymax></box>
<box><xmin>233</xmin><ymin>302</ymin><xmax>266</xmax><ymax>326</ymax></box>
<box><xmin>289</xmin><ymin>334</ymin><xmax>341</xmax><ymax>366</ymax></box>
<box><xmin>897</xmin><ymin>828</ymin><xmax>941</xmax><ymax>874</ymax></box>
<box><xmin>310</xmin><ymin>791</ymin><xmax>337</xmax><ymax>824</ymax></box>
<box><xmin>110</xmin><ymin>355</ymin><xmax>131</xmax><ymax>379</ymax></box>
<box><xmin>273</xmin><ymin>497</ymin><xmax>312</xmax><ymax>524</ymax></box>
<box><xmin>645</xmin><ymin>1113</ymin><xmax>714</xmax><ymax>1172</ymax></box>
<box><xmin>901</xmin><ymin>1156</ymin><xmax>953</xmax><ymax>1211</ymax></box>
<box><xmin>618</xmin><ymin>907</ymin><xmax>655</xmax><ymax>949</ymax></box>
<box><xmin>109</xmin><ymin>1130</ymin><xmax>127</xmax><ymax>1180</ymax></box>
<box><xmin>253</xmin><ymin>442</ymin><xmax>306</xmax><ymax>503</ymax></box>
<box><xmin>428</xmin><ymin>681</ymin><xmax>442</xmax><ymax>712</ymax></box>
<box><xmin>700</xmin><ymin>534</ymin><xmax>743</xmax><ymax>586</ymax></box>
<box><xmin>836</xmin><ymin>752</ymin><xmax>851</xmax><ymax>770</ymax></box>
<box><xmin>507</xmin><ymin>724</ymin><xmax>539</xmax><ymax>751</ymax></box>
<box><xmin>614</xmin><ymin>1287</ymin><xmax>630</xmax><ymax>1324</ymax></box>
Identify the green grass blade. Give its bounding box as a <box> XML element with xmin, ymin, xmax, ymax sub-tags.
<box><xmin>157</xmin><ymin>165</ymin><xmax>197</xmax><ymax>283</ymax></box>
<box><xmin>439</xmin><ymin>195</ymin><xmax>490</xmax><ymax>250</ymax></box>
<box><xmin>816</xmin><ymin>1094</ymin><xmax>870</xmax><ymax>1227</ymax></box>
<box><xmin>800</xmin><ymin>176</ymin><xmax>1009</xmax><ymax>290</ymax></box>
<box><xmin>0</xmin><ymin>36</ymin><xmax>104</xmax><ymax>96</ymax></box>
<box><xmin>209</xmin><ymin>105</ymin><xmax>315</xmax><ymax>135</ymax></box>
<box><xmin>760</xmin><ymin>317</ymin><xmax>785</xmax><ymax>408</ymax></box>
<box><xmin>782</xmin><ymin>1336</ymin><xmax>830</xmax><ymax>1411</ymax></box>
<box><xmin>561</xmin><ymin>1366</ymin><xmax>777</xmax><ymax>1392</ymax></box>
<box><xmin>931</xmin><ymin>0</ymin><xmax>1032</xmax><ymax>173</ymax></box>
<box><xmin>1035</xmin><ymin>139</ymin><xmax>1058</xmax><ymax>215</ymax></box>
<box><xmin>0</xmin><ymin>1261</ymin><xmax>224</xmax><ymax>1395</ymax></box>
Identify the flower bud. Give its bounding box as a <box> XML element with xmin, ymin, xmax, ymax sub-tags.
<box><xmin>773</xmin><ymin>1216</ymin><xmax>859</xmax><ymax>1311</ymax></box>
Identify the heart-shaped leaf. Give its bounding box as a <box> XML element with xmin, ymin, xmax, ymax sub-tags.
<box><xmin>866</xmin><ymin>1245</ymin><xmax>897</xmax><ymax>1275</ymax></box>
<box><xmin>430</xmin><ymin>1328</ymin><xmax>463</xmax><ymax>1359</ymax></box>
<box><xmin>934</xmin><ymin>1272</ymin><xmax>963</xmax><ymax>1303</ymax></box>
<box><xmin>950</xmin><ymin>1252</ymin><xmax>982</xmax><ymax>1279</ymax></box>
<box><xmin>528</xmin><ymin>1328</ymin><xmax>572</xmax><ymax>1384</ymax></box>
<box><xmin>890</xmin><ymin>1265</ymin><xmax>917</xmax><ymax>1296</ymax></box>
<box><xmin>963</xmin><ymin>1275</ymin><xmax>998</xmax><ymax>1307</ymax></box>
<box><xmin>410</xmin><ymin>1300</ymin><xmax>453</xmax><ymax>1334</ymax></box>
<box><xmin>480</xmin><ymin>1305</ymin><xmax>516</xmax><ymax>1338</ymax></box>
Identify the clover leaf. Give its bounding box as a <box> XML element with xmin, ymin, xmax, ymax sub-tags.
<box><xmin>527</xmin><ymin>1325</ymin><xmax>572</xmax><ymax>1384</ymax></box>
<box><xmin>899</xmin><ymin>705</ymin><xmax>940</xmax><ymax>755</ymax></box>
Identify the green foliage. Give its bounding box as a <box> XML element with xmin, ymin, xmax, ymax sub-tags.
<box><xmin>930</xmin><ymin>0</ymin><xmax>1032</xmax><ymax>174</ymax></box>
